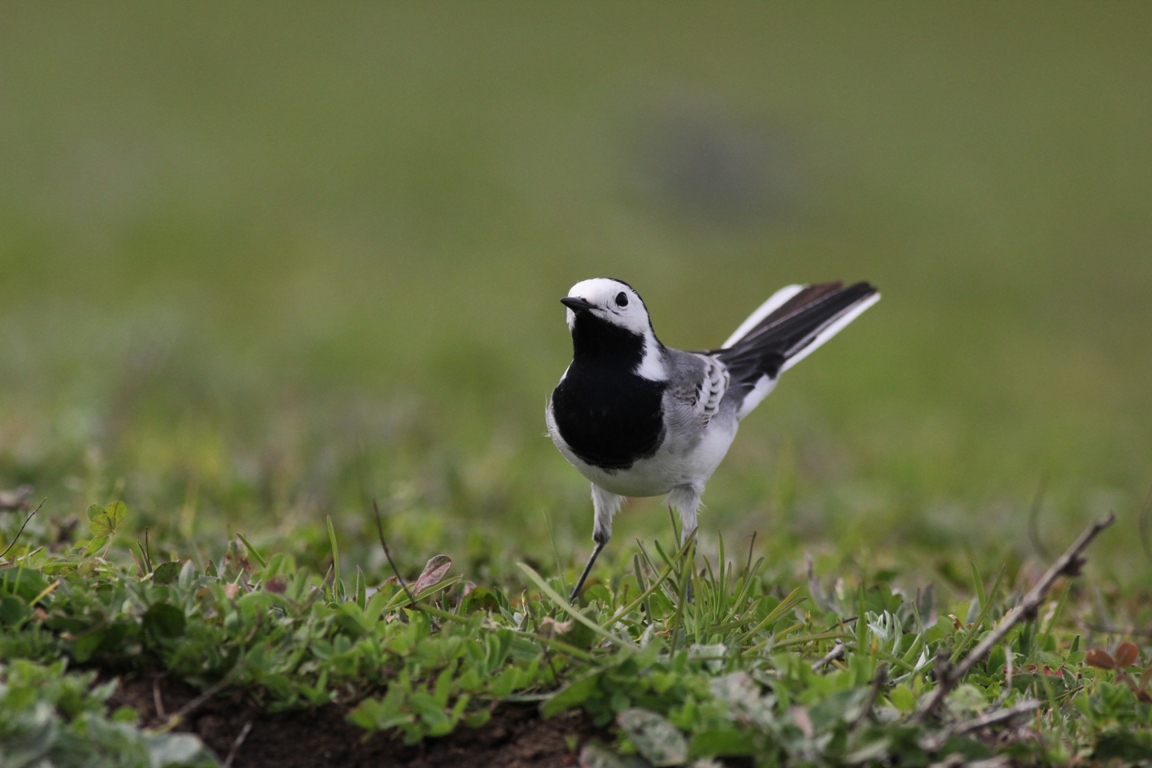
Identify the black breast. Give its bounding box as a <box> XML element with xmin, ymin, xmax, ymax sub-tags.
<box><xmin>550</xmin><ymin>313</ymin><xmax>666</xmax><ymax>471</ymax></box>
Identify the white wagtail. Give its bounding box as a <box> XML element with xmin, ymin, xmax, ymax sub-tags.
<box><xmin>547</xmin><ymin>277</ymin><xmax>880</xmax><ymax>600</ymax></box>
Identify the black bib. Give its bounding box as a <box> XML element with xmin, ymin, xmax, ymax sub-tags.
<box><xmin>551</xmin><ymin>312</ymin><xmax>665</xmax><ymax>471</ymax></box>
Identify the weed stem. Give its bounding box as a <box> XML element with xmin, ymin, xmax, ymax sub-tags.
<box><xmin>914</xmin><ymin>510</ymin><xmax>1115</xmax><ymax>721</ymax></box>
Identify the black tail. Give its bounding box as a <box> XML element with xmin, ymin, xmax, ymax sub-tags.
<box><xmin>715</xmin><ymin>281</ymin><xmax>879</xmax><ymax>402</ymax></box>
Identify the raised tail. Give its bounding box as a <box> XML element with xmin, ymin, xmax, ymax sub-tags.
<box><xmin>715</xmin><ymin>281</ymin><xmax>879</xmax><ymax>418</ymax></box>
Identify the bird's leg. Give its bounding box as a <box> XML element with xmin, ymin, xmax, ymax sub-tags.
<box><xmin>570</xmin><ymin>537</ymin><xmax>605</xmax><ymax>602</ymax></box>
<box><xmin>668</xmin><ymin>485</ymin><xmax>703</xmax><ymax>603</ymax></box>
<box><xmin>569</xmin><ymin>484</ymin><xmax>624</xmax><ymax>602</ymax></box>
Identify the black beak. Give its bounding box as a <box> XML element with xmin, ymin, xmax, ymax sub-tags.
<box><xmin>561</xmin><ymin>296</ymin><xmax>595</xmax><ymax>312</ymax></box>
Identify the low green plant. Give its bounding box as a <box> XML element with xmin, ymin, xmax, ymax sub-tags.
<box><xmin>1</xmin><ymin>500</ymin><xmax>1148</xmax><ymax>765</ymax></box>
<box><xmin>0</xmin><ymin>659</ymin><xmax>218</xmax><ymax>768</ymax></box>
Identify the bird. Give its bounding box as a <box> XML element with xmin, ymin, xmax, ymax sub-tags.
<box><xmin>546</xmin><ymin>277</ymin><xmax>879</xmax><ymax>601</ymax></box>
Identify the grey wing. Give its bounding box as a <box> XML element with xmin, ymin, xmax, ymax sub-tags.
<box><xmin>664</xmin><ymin>349</ymin><xmax>730</xmax><ymax>428</ymax></box>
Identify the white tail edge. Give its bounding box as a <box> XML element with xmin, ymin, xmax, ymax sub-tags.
<box><xmin>721</xmin><ymin>284</ymin><xmax>806</xmax><ymax>349</ymax></box>
<box><xmin>779</xmin><ymin>291</ymin><xmax>881</xmax><ymax>374</ymax></box>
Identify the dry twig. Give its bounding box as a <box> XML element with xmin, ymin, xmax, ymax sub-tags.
<box><xmin>223</xmin><ymin>721</ymin><xmax>253</xmax><ymax>768</ymax></box>
<box><xmin>373</xmin><ymin>499</ymin><xmax>422</xmax><ymax>615</ymax></box>
<box><xmin>159</xmin><ymin>671</ymin><xmax>237</xmax><ymax>731</ymax></box>
<box><xmin>852</xmin><ymin>663</ymin><xmax>888</xmax><ymax>729</ymax></box>
<box><xmin>921</xmin><ymin>699</ymin><xmax>1042</xmax><ymax>755</ymax></box>
<box><xmin>914</xmin><ymin>511</ymin><xmax>1115</xmax><ymax>721</ymax></box>
<box><xmin>954</xmin><ymin>698</ymin><xmax>1041</xmax><ymax>735</ymax></box>
<box><xmin>152</xmin><ymin>677</ymin><xmax>167</xmax><ymax>720</ymax></box>
<box><xmin>0</xmin><ymin>499</ymin><xmax>45</xmax><ymax>562</ymax></box>
<box><xmin>812</xmin><ymin>641</ymin><xmax>847</xmax><ymax>672</ymax></box>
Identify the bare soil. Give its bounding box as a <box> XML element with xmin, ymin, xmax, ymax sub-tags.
<box><xmin>109</xmin><ymin>676</ymin><xmax>603</xmax><ymax>768</ymax></box>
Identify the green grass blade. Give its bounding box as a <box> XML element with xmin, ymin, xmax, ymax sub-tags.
<box><xmin>736</xmin><ymin>586</ymin><xmax>807</xmax><ymax>646</ymax></box>
<box><xmin>236</xmin><ymin>533</ymin><xmax>267</xmax><ymax>568</ymax></box>
<box><xmin>517</xmin><ymin>562</ymin><xmax>637</xmax><ymax>651</ymax></box>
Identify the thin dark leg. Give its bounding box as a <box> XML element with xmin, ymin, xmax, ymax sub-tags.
<box><xmin>569</xmin><ymin>540</ymin><xmax>605</xmax><ymax>602</ymax></box>
<box><xmin>682</xmin><ymin>526</ymin><xmax>697</xmax><ymax>604</ymax></box>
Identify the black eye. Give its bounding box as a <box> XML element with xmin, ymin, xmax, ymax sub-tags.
<box><xmin>615</xmin><ymin>292</ymin><xmax>629</xmax><ymax>308</ymax></box>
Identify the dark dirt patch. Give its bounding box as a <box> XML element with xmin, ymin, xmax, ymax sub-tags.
<box><xmin>108</xmin><ymin>676</ymin><xmax>603</xmax><ymax>768</ymax></box>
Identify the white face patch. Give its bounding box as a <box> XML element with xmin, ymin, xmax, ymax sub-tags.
<box><xmin>565</xmin><ymin>278</ymin><xmax>667</xmax><ymax>381</ymax></box>
<box><xmin>634</xmin><ymin>338</ymin><xmax>667</xmax><ymax>381</ymax></box>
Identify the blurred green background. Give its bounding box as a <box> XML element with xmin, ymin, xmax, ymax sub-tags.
<box><xmin>1</xmin><ymin>3</ymin><xmax>1150</xmax><ymax>584</ymax></box>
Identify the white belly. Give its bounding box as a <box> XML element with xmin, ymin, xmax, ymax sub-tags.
<box><xmin>547</xmin><ymin>405</ymin><xmax>739</xmax><ymax>497</ymax></box>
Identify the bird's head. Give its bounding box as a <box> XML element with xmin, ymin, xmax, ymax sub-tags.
<box><xmin>559</xmin><ymin>278</ymin><xmax>667</xmax><ymax>381</ymax></box>
<box><xmin>561</xmin><ymin>278</ymin><xmax>652</xmax><ymax>336</ymax></box>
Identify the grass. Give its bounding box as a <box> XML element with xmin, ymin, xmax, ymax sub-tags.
<box><xmin>2</xmin><ymin>499</ymin><xmax>1149</xmax><ymax>766</ymax></box>
<box><xmin>2</xmin><ymin>3</ymin><xmax>1152</xmax><ymax>766</ymax></box>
